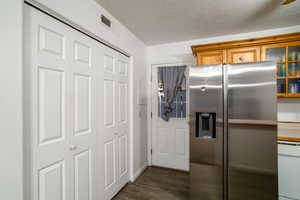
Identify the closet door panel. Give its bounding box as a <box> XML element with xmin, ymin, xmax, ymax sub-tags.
<box><xmin>25</xmin><ymin>6</ymin><xmax>97</xmax><ymax>200</ymax></box>
<box><xmin>69</xmin><ymin>31</ymin><xmax>97</xmax><ymax>200</ymax></box>
<box><xmin>103</xmin><ymin>78</ymin><xmax>117</xmax><ymax>189</ymax></box>
<box><xmin>115</xmin><ymin>57</ymin><xmax>129</xmax><ymax>189</ymax></box>
<box><xmin>102</xmin><ymin>49</ymin><xmax>119</xmax><ymax>199</ymax></box>
<box><xmin>101</xmin><ymin>49</ymin><xmax>129</xmax><ymax>199</ymax></box>
<box><xmin>25</xmin><ymin>6</ymin><xmax>72</xmax><ymax>200</ymax></box>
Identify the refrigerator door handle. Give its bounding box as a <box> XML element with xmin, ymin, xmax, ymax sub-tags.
<box><xmin>200</xmin><ymin>86</ymin><xmax>207</xmax><ymax>91</ymax></box>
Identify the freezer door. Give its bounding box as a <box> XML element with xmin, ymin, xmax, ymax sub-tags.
<box><xmin>227</xmin><ymin>62</ymin><xmax>278</xmax><ymax>200</ymax></box>
<box><xmin>189</xmin><ymin>65</ymin><xmax>223</xmax><ymax>200</ymax></box>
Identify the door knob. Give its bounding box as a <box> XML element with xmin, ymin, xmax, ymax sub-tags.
<box><xmin>69</xmin><ymin>145</ymin><xmax>77</xmax><ymax>151</ymax></box>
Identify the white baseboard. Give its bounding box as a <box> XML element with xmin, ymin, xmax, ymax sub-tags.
<box><xmin>131</xmin><ymin>162</ymin><xmax>148</xmax><ymax>182</ymax></box>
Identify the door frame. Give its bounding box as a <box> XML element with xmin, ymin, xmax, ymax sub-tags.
<box><xmin>128</xmin><ymin>57</ymin><xmax>135</xmax><ymax>182</ymax></box>
<box><xmin>148</xmin><ymin>62</ymin><xmax>191</xmax><ymax>168</ymax></box>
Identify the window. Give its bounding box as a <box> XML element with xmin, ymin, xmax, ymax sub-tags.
<box><xmin>157</xmin><ymin>69</ymin><xmax>186</xmax><ymax>119</ymax></box>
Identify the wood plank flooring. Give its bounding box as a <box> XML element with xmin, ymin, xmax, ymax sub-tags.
<box><xmin>113</xmin><ymin>167</ymin><xmax>189</xmax><ymax>200</ymax></box>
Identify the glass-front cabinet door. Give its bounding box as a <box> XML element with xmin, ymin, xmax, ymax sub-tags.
<box><xmin>262</xmin><ymin>41</ymin><xmax>300</xmax><ymax>98</ymax></box>
<box><xmin>264</xmin><ymin>45</ymin><xmax>286</xmax><ymax>96</ymax></box>
<box><xmin>287</xmin><ymin>45</ymin><xmax>300</xmax><ymax>96</ymax></box>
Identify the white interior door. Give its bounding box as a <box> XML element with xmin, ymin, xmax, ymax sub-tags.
<box><xmin>102</xmin><ymin>46</ymin><xmax>129</xmax><ymax>199</ymax></box>
<box><xmin>151</xmin><ymin>65</ymin><xmax>189</xmax><ymax>171</ymax></box>
<box><xmin>24</xmin><ymin>6</ymin><xmax>97</xmax><ymax>200</ymax></box>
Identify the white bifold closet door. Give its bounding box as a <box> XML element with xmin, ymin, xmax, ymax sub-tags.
<box><xmin>24</xmin><ymin>5</ymin><xmax>129</xmax><ymax>200</ymax></box>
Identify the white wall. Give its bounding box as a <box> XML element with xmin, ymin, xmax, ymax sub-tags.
<box><xmin>278</xmin><ymin>99</ymin><xmax>300</xmax><ymax>122</ymax></box>
<box><xmin>147</xmin><ymin>25</ymin><xmax>300</xmax><ymax>64</ymax></box>
<box><xmin>147</xmin><ymin>25</ymin><xmax>300</xmax><ymax>123</ymax></box>
<box><xmin>31</xmin><ymin>0</ymin><xmax>148</xmax><ymax>180</ymax></box>
<box><xmin>0</xmin><ymin>0</ymin><xmax>23</xmax><ymax>200</ymax></box>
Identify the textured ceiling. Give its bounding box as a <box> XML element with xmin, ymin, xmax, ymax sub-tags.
<box><xmin>96</xmin><ymin>0</ymin><xmax>300</xmax><ymax>45</ymax></box>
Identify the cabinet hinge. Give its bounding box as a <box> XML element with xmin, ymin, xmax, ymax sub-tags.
<box><xmin>151</xmin><ymin>149</ymin><xmax>153</xmax><ymax>155</ymax></box>
<box><xmin>151</xmin><ymin>112</ymin><xmax>152</xmax><ymax>119</ymax></box>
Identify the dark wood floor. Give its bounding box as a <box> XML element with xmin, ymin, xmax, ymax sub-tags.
<box><xmin>113</xmin><ymin>167</ymin><xmax>189</xmax><ymax>200</ymax></box>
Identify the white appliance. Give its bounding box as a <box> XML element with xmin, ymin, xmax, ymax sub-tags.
<box><xmin>278</xmin><ymin>142</ymin><xmax>300</xmax><ymax>200</ymax></box>
<box><xmin>278</xmin><ymin>141</ymin><xmax>300</xmax><ymax>200</ymax></box>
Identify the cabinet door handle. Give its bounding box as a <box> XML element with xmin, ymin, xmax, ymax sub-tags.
<box><xmin>239</xmin><ymin>56</ymin><xmax>244</xmax><ymax>62</ymax></box>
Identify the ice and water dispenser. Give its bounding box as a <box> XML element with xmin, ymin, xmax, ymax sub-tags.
<box><xmin>195</xmin><ymin>112</ymin><xmax>216</xmax><ymax>139</ymax></box>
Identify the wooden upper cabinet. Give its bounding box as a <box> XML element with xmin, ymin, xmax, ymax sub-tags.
<box><xmin>227</xmin><ymin>47</ymin><xmax>260</xmax><ymax>64</ymax></box>
<box><xmin>197</xmin><ymin>50</ymin><xmax>224</xmax><ymax>65</ymax></box>
<box><xmin>191</xmin><ymin>32</ymin><xmax>300</xmax><ymax>66</ymax></box>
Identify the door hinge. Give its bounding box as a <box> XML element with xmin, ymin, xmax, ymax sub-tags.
<box><xmin>151</xmin><ymin>112</ymin><xmax>152</xmax><ymax>119</ymax></box>
<box><xmin>151</xmin><ymin>149</ymin><xmax>153</xmax><ymax>155</ymax></box>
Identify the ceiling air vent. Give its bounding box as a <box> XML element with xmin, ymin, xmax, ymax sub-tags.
<box><xmin>101</xmin><ymin>14</ymin><xmax>111</xmax><ymax>28</ymax></box>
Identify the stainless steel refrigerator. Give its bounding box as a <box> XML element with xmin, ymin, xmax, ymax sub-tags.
<box><xmin>189</xmin><ymin>62</ymin><xmax>278</xmax><ymax>200</ymax></box>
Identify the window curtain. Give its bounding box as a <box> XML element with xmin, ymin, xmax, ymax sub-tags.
<box><xmin>159</xmin><ymin>65</ymin><xmax>186</xmax><ymax>121</ymax></box>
